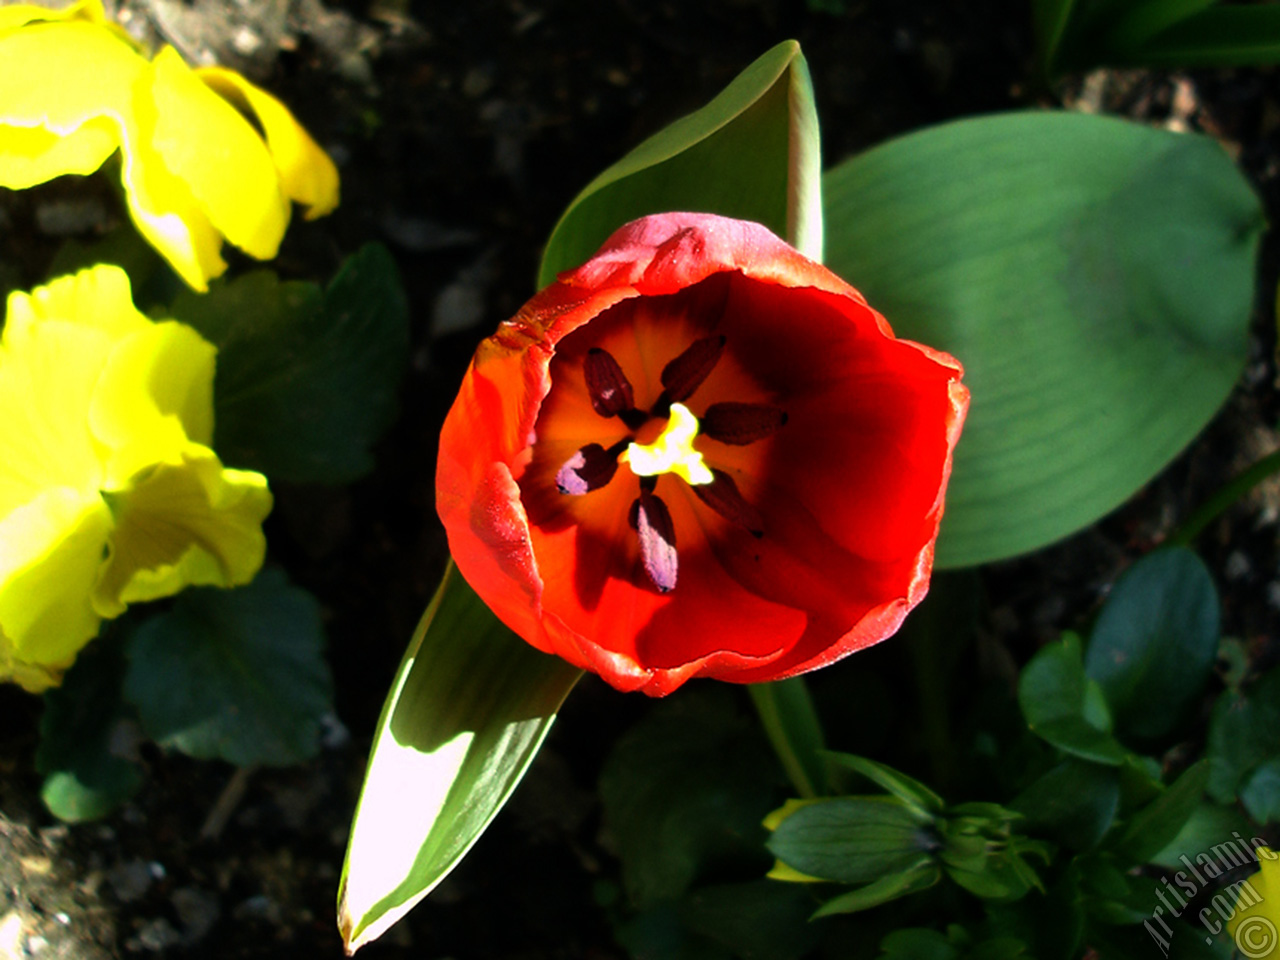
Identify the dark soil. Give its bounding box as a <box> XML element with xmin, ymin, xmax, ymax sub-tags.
<box><xmin>1</xmin><ymin>1</ymin><xmax>1278</xmax><ymax>958</ymax></box>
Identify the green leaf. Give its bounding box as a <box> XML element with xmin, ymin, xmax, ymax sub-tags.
<box><xmin>1127</xmin><ymin>6</ymin><xmax>1280</xmax><ymax>68</ymax></box>
<box><xmin>1206</xmin><ymin>665</ymin><xmax>1280</xmax><ymax>802</ymax></box>
<box><xmin>1149</xmin><ymin>802</ymin><xmax>1258</xmax><ymax>870</ymax></box>
<box><xmin>1032</xmin><ymin>0</ymin><xmax>1083</xmax><ymax>77</ymax></box>
<box><xmin>1110</xmin><ymin>760</ymin><xmax>1209</xmax><ymax>864</ymax></box>
<box><xmin>538</xmin><ymin>39</ymin><xmax>821</xmax><ymax>286</ymax></box>
<box><xmin>823</xmin><ymin>751</ymin><xmax>946</xmax><ymax>816</ymax></box>
<box><xmin>679</xmin><ymin>880</ymin><xmax>822</xmax><ymax>960</ymax></box>
<box><xmin>1011</xmin><ymin>759</ymin><xmax>1120</xmax><ymax>850</ymax></box>
<box><xmin>1019</xmin><ymin>633</ymin><xmax>1128</xmax><ymax>765</ymax></box>
<box><xmin>338</xmin><ymin>564</ymin><xmax>581</xmax><ymax>951</ymax></box>
<box><xmin>879</xmin><ymin>927</ymin><xmax>959</xmax><ymax>960</ymax></box>
<box><xmin>1084</xmin><ymin>549</ymin><xmax>1219</xmax><ymax>743</ymax></box>
<box><xmin>123</xmin><ymin>568</ymin><xmax>332</xmax><ymax>766</ymax></box>
<box><xmin>1240</xmin><ymin>758</ymin><xmax>1280</xmax><ymax>824</ymax></box>
<box><xmin>1105</xmin><ymin>0</ymin><xmax>1219</xmax><ymax>52</ymax></box>
<box><xmin>749</xmin><ymin>678</ymin><xmax>827</xmax><ymax>799</ymax></box>
<box><xmin>823</xmin><ymin>112</ymin><xmax>1262</xmax><ymax>568</ymax></box>
<box><xmin>171</xmin><ymin>243</ymin><xmax>410</xmax><ymax>484</ymax></box>
<box><xmin>767</xmin><ymin>796</ymin><xmax>937</xmax><ymax>885</ymax></box>
<box><xmin>812</xmin><ymin>858</ymin><xmax>940</xmax><ymax>917</ymax></box>
<box><xmin>36</xmin><ymin>628</ymin><xmax>143</xmax><ymax>822</ymax></box>
<box><xmin>340</xmin><ymin>568</ymin><xmax>581</xmax><ymax>952</ymax></box>
<box><xmin>601</xmin><ymin>688</ymin><xmax>780</xmax><ymax>908</ymax></box>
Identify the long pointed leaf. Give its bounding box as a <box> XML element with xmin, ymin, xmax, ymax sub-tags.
<box><xmin>1128</xmin><ymin>7</ymin><xmax>1280</xmax><ymax>67</ymax></box>
<box><xmin>538</xmin><ymin>39</ymin><xmax>821</xmax><ymax>286</ymax></box>
<box><xmin>338</xmin><ymin>564</ymin><xmax>582</xmax><ymax>952</ymax></box>
<box><xmin>824</xmin><ymin>112</ymin><xmax>1262</xmax><ymax>568</ymax></box>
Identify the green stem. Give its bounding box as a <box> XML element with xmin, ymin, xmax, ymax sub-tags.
<box><xmin>748</xmin><ymin>679</ymin><xmax>826</xmax><ymax>799</ymax></box>
<box><xmin>1169</xmin><ymin>448</ymin><xmax>1280</xmax><ymax>547</ymax></box>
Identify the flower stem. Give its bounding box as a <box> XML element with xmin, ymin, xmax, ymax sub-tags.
<box><xmin>748</xmin><ymin>678</ymin><xmax>827</xmax><ymax>798</ymax></box>
<box><xmin>1169</xmin><ymin>448</ymin><xmax>1280</xmax><ymax>547</ymax></box>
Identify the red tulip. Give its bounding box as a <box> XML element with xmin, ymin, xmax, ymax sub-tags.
<box><xmin>436</xmin><ymin>213</ymin><xmax>969</xmax><ymax>696</ymax></box>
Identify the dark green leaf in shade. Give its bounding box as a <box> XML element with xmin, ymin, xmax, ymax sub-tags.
<box><xmin>36</xmin><ymin>628</ymin><xmax>143</xmax><ymax>822</ymax></box>
<box><xmin>538</xmin><ymin>40</ymin><xmax>822</xmax><ymax>286</ymax></box>
<box><xmin>985</xmin><ymin>865</ymin><xmax>1087</xmax><ymax>960</ymax></box>
<box><xmin>812</xmin><ymin>859</ymin><xmax>940</xmax><ymax>917</ymax></box>
<box><xmin>1240</xmin><ymin>758</ymin><xmax>1280</xmax><ymax>824</ymax></box>
<box><xmin>1110</xmin><ymin>760</ymin><xmax>1209</xmax><ymax>864</ymax></box>
<box><xmin>122</xmin><ymin>567</ymin><xmax>332</xmax><ymax>766</ymax></box>
<box><xmin>1149</xmin><ymin>802</ymin><xmax>1260</xmax><ymax>870</ymax></box>
<box><xmin>1011</xmin><ymin>759</ymin><xmax>1120</xmax><ymax>850</ymax></box>
<box><xmin>338</xmin><ymin>564</ymin><xmax>582</xmax><ymax>952</ymax></box>
<box><xmin>766</xmin><ymin>796</ymin><xmax>938</xmax><ymax>885</ymax></box>
<box><xmin>1084</xmin><ymin>549</ymin><xmax>1220</xmax><ymax>743</ymax></box>
<box><xmin>749</xmin><ymin>678</ymin><xmax>827</xmax><ymax>799</ymax></box>
<box><xmin>1122</xmin><ymin>6</ymin><xmax>1280</xmax><ymax>69</ymax></box>
<box><xmin>823</xmin><ymin>112</ymin><xmax>1262</xmax><ymax>567</ymax></box>
<box><xmin>170</xmin><ymin>243</ymin><xmax>410</xmax><ymax>484</ymax></box>
<box><xmin>1018</xmin><ymin>633</ymin><xmax>1128</xmax><ymax>765</ymax></box>
<box><xmin>600</xmin><ymin>688</ymin><xmax>780</xmax><ymax>909</ymax></box>
<box><xmin>679</xmin><ymin>880</ymin><xmax>822</xmax><ymax>960</ymax></box>
<box><xmin>823</xmin><ymin>751</ymin><xmax>946</xmax><ymax>816</ymax></box>
<box><xmin>879</xmin><ymin>927</ymin><xmax>959</xmax><ymax>960</ymax></box>
<box><xmin>1206</xmin><ymin>664</ymin><xmax>1280</xmax><ymax>802</ymax></box>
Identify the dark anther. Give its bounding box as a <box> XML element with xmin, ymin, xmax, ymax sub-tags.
<box><xmin>693</xmin><ymin>469</ymin><xmax>764</xmax><ymax>537</ymax></box>
<box><xmin>653</xmin><ymin>335</ymin><xmax>726</xmax><ymax>415</ymax></box>
<box><xmin>635</xmin><ymin>490</ymin><xmax>678</xmax><ymax>593</ymax></box>
<box><xmin>584</xmin><ymin>347</ymin><xmax>636</xmax><ymax>419</ymax></box>
<box><xmin>701</xmin><ymin>402</ymin><xmax>788</xmax><ymax>445</ymax></box>
<box><xmin>556</xmin><ymin>443</ymin><xmax>623</xmax><ymax>495</ymax></box>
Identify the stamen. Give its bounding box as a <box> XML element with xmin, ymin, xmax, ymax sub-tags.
<box><xmin>584</xmin><ymin>348</ymin><xmax>636</xmax><ymax>419</ymax></box>
<box><xmin>693</xmin><ymin>469</ymin><xmax>764</xmax><ymax>537</ymax></box>
<box><xmin>653</xmin><ymin>335</ymin><xmax>726</xmax><ymax>415</ymax></box>
<box><xmin>556</xmin><ymin>442</ymin><xmax>625</xmax><ymax>495</ymax></box>
<box><xmin>621</xmin><ymin>403</ymin><xmax>713</xmax><ymax>486</ymax></box>
<box><xmin>634</xmin><ymin>490</ymin><xmax>678</xmax><ymax>593</ymax></box>
<box><xmin>701</xmin><ymin>402</ymin><xmax>788</xmax><ymax>445</ymax></box>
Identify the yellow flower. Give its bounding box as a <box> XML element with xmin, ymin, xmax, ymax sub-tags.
<box><xmin>0</xmin><ymin>0</ymin><xmax>339</xmax><ymax>291</ymax></box>
<box><xmin>1228</xmin><ymin>848</ymin><xmax>1280</xmax><ymax>958</ymax></box>
<box><xmin>0</xmin><ymin>264</ymin><xmax>273</xmax><ymax>691</ymax></box>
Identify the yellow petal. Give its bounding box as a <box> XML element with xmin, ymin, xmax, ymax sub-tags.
<box><xmin>198</xmin><ymin>66</ymin><xmax>340</xmax><ymax>218</ymax></box>
<box><xmin>93</xmin><ymin>446</ymin><xmax>272</xmax><ymax>617</ymax></box>
<box><xmin>1227</xmin><ymin>852</ymin><xmax>1280</xmax><ymax>946</ymax></box>
<box><xmin>0</xmin><ymin>487</ymin><xmax>113</xmax><ymax>664</ymax></box>
<box><xmin>0</xmin><ymin>272</ymin><xmax>146</xmax><ymax>509</ymax></box>
<box><xmin>144</xmin><ymin>46</ymin><xmax>290</xmax><ymax>261</ymax></box>
<box><xmin>90</xmin><ymin>320</ymin><xmax>216</xmax><ymax>485</ymax></box>
<box><xmin>0</xmin><ymin>0</ymin><xmax>116</xmax><ymax>32</ymax></box>
<box><xmin>0</xmin><ymin>626</ymin><xmax>66</xmax><ymax>693</ymax></box>
<box><xmin>0</xmin><ymin>22</ymin><xmax>141</xmax><ymax>187</ymax></box>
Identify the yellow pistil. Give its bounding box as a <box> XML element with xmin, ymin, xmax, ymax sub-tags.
<box><xmin>621</xmin><ymin>402</ymin><xmax>713</xmax><ymax>486</ymax></box>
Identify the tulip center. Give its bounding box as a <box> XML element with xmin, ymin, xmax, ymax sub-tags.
<box><xmin>545</xmin><ymin>326</ymin><xmax>786</xmax><ymax>596</ymax></box>
<box><xmin>619</xmin><ymin>403</ymin><xmax>713</xmax><ymax>486</ymax></box>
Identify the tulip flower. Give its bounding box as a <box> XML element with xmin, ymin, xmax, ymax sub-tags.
<box><xmin>437</xmin><ymin>213</ymin><xmax>969</xmax><ymax>696</ymax></box>
<box><xmin>0</xmin><ymin>0</ymin><xmax>339</xmax><ymax>291</ymax></box>
<box><xmin>0</xmin><ymin>265</ymin><xmax>273</xmax><ymax>692</ymax></box>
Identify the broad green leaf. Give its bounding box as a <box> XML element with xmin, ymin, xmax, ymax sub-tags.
<box><xmin>767</xmin><ymin>796</ymin><xmax>937</xmax><ymax>885</ymax></box>
<box><xmin>338</xmin><ymin>564</ymin><xmax>582</xmax><ymax>952</ymax></box>
<box><xmin>600</xmin><ymin>688</ymin><xmax>779</xmax><ymax>908</ymax></box>
<box><xmin>1240</xmin><ymin>758</ymin><xmax>1280</xmax><ymax>824</ymax></box>
<box><xmin>1011</xmin><ymin>759</ymin><xmax>1120</xmax><ymax>850</ymax></box>
<box><xmin>123</xmin><ymin>568</ymin><xmax>332</xmax><ymax>766</ymax></box>
<box><xmin>1085</xmin><ymin>549</ymin><xmax>1220</xmax><ymax>743</ymax></box>
<box><xmin>171</xmin><ymin>243</ymin><xmax>410</xmax><ymax>484</ymax></box>
<box><xmin>749</xmin><ymin>678</ymin><xmax>827</xmax><ymax>799</ymax></box>
<box><xmin>538</xmin><ymin>39</ymin><xmax>821</xmax><ymax>286</ymax></box>
<box><xmin>812</xmin><ymin>858</ymin><xmax>939</xmax><ymax>918</ymax></box>
<box><xmin>1110</xmin><ymin>760</ymin><xmax>1209</xmax><ymax>864</ymax></box>
<box><xmin>1150</xmin><ymin>802</ymin><xmax>1257</xmax><ymax>870</ymax></box>
<box><xmin>680</xmin><ymin>880</ymin><xmax>822</xmax><ymax>960</ymax></box>
<box><xmin>1018</xmin><ymin>634</ymin><xmax>1128</xmax><ymax>765</ymax></box>
<box><xmin>1206</xmin><ymin>665</ymin><xmax>1280</xmax><ymax>802</ymax></box>
<box><xmin>1127</xmin><ymin>6</ymin><xmax>1280</xmax><ymax>68</ymax></box>
<box><xmin>36</xmin><ymin>627</ymin><xmax>143</xmax><ymax>822</ymax></box>
<box><xmin>823</xmin><ymin>751</ymin><xmax>946</xmax><ymax>816</ymax></box>
<box><xmin>824</xmin><ymin>112</ymin><xmax>1262</xmax><ymax>568</ymax></box>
